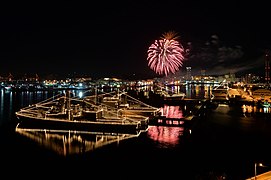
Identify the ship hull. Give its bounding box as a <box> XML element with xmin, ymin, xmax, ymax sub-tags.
<box><xmin>16</xmin><ymin>115</ymin><xmax>146</xmax><ymax>135</ymax></box>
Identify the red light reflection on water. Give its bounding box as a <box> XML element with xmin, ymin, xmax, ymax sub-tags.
<box><xmin>147</xmin><ymin>126</ymin><xmax>184</xmax><ymax>147</ymax></box>
<box><xmin>159</xmin><ymin>105</ymin><xmax>184</xmax><ymax>118</ymax></box>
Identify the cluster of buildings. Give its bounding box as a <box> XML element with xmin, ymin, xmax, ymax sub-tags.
<box><xmin>1</xmin><ymin>52</ymin><xmax>270</xmax><ymax>93</ymax></box>
<box><xmin>0</xmin><ymin>70</ymin><xmax>269</xmax><ymax>92</ymax></box>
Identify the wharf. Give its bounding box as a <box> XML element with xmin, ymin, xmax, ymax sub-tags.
<box><xmin>148</xmin><ymin>102</ymin><xmax>205</xmax><ymax>127</ymax></box>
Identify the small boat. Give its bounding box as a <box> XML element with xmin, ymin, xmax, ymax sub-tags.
<box><xmin>163</xmin><ymin>92</ymin><xmax>186</xmax><ymax>101</ymax></box>
<box><xmin>211</xmin><ymin>89</ymin><xmax>229</xmax><ymax>100</ymax></box>
<box><xmin>15</xmin><ymin>90</ymin><xmax>156</xmax><ymax>134</ymax></box>
<box><xmin>154</xmin><ymin>84</ymin><xmax>186</xmax><ymax>101</ymax></box>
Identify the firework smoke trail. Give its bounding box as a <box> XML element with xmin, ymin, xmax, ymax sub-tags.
<box><xmin>147</xmin><ymin>31</ymin><xmax>185</xmax><ymax>76</ymax></box>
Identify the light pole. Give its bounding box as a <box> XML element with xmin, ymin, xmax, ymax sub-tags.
<box><xmin>255</xmin><ymin>163</ymin><xmax>266</xmax><ymax>179</ymax></box>
<box><xmin>254</xmin><ymin>163</ymin><xmax>257</xmax><ymax>180</ymax></box>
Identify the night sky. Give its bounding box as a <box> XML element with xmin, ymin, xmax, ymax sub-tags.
<box><xmin>1</xmin><ymin>1</ymin><xmax>270</xmax><ymax>79</ymax></box>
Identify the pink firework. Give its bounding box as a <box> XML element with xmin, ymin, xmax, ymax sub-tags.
<box><xmin>147</xmin><ymin>31</ymin><xmax>185</xmax><ymax>76</ymax></box>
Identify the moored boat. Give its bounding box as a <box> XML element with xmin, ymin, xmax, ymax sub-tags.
<box><xmin>162</xmin><ymin>92</ymin><xmax>186</xmax><ymax>101</ymax></box>
<box><xmin>15</xmin><ymin>90</ymin><xmax>154</xmax><ymax>134</ymax></box>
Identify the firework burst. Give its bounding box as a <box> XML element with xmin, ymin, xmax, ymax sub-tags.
<box><xmin>147</xmin><ymin>31</ymin><xmax>185</xmax><ymax>76</ymax></box>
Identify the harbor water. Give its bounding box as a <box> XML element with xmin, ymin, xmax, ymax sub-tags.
<box><xmin>0</xmin><ymin>86</ymin><xmax>271</xmax><ymax>179</ymax></box>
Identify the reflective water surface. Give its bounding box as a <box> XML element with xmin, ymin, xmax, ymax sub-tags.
<box><xmin>15</xmin><ymin>127</ymin><xmax>140</xmax><ymax>156</ymax></box>
<box><xmin>1</xmin><ymin>86</ymin><xmax>271</xmax><ymax>179</ymax></box>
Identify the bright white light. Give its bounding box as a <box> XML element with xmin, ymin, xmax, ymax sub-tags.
<box><xmin>78</xmin><ymin>92</ymin><xmax>83</xmax><ymax>98</ymax></box>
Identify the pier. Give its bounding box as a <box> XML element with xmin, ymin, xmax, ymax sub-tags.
<box><xmin>148</xmin><ymin>101</ymin><xmax>206</xmax><ymax>127</ymax></box>
<box><xmin>148</xmin><ymin>115</ymin><xmax>194</xmax><ymax>127</ymax></box>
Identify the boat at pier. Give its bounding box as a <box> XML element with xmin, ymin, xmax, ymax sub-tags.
<box><xmin>15</xmin><ymin>90</ymin><xmax>160</xmax><ymax>134</ymax></box>
<box><xmin>210</xmin><ymin>80</ymin><xmax>229</xmax><ymax>103</ymax></box>
<box><xmin>154</xmin><ymin>84</ymin><xmax>186</xmax><ymax>101</ymax></box>
<box><xmin>162</xmin><ymin>91</ymin><xmax>186</xmax><ymax>101</ymax></box>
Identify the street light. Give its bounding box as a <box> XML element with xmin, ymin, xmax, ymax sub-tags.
<box><xmin>255</xmin><ymin>163</ymin><xmax>267</xmax><ymax>179</ymax></box>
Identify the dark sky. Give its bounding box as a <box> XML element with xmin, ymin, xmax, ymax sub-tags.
<box><xmin>0</xmin><ymin>1</ymin><xmax>270</xmax><ymax>79</ymax></box>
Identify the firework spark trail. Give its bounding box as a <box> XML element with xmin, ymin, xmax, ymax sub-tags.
<box><xmin>147</xmin><ymin>31</ymin><xmax>185</xmax><ymax>76</ymax></box>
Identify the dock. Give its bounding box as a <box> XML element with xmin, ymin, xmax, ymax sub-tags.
<box><xmin>148</xmin><ymin>102</ymin><xmax>205</xmax><ymax>127</ymax></box>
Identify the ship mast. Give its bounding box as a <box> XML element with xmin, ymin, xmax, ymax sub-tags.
<box><xmin>66</xmin><ymin>90</ymin><xmax>72</xmax><ymax>120</ymax></box>
<box><xmin>95</xmin><ymin>86</ymin><xmax>97</xmax><ymax>104</ymax></box>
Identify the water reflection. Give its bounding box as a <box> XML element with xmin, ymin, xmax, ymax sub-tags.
<box><xmin>9</xmin><ymin>91</ymin><xmax>13</xmax><ymax>119</ymax></box>
<box><xmin>147</xmin><ymin>126</ymin><xmax>184</xmax><ymax>148</ymax></box>
<box><xmin>159</xmin><ymin>105</ymin><xmax>184</xmax><ymax>118</ymax></box>
<box><xmin>0</xmin><ymin>88</ymin><xmax>13</xmax><ymax>123</ymax></box>
<box><xmin>185</xmin><ymin>84</ymin><xmax>210</xmax><ymax>99</ymax></box>
<box><xmin>15</xmin><ymin>124</ymin><xmax>139</xmax><ymax>156</ymax></box>
<box><xmin>242</xmin><ymin>104</ymin><xmax>271</xmax><ymax>116</ymax></box>
<box><xmin>0</xmin><ymin>89</ymin><xmax>4</xmax><ymax>121</ymax></box>
<box><xmin>263</xmin><ymin>107</ymin><xmax>271</xmax><ymax>113</ymax></box>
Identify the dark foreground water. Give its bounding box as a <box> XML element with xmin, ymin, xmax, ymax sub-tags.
<box><xmin>1</xmin><ymin>89</ymin><xmax>271</xmax><ymax>179</ymax></box>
